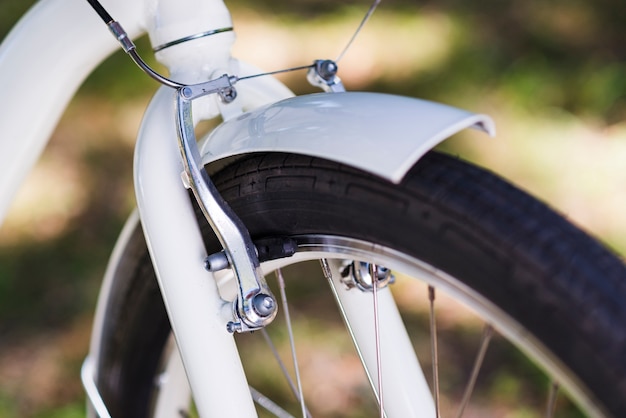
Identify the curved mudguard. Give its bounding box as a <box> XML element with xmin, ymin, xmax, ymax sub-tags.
<box><xmin>201</xmin><ymin>91</ymin><xmax>495</xmax><ymax>184</ymax></box>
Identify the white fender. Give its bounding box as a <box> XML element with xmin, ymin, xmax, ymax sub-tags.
<box><xmin>200</xmin><ymin>91</ymin><xmax>495</xmax><ymax>183</ymax></box>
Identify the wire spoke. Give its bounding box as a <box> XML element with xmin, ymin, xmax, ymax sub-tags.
<box><xmin>320</xmin><ymin>259</ymin><xmax>384</xmax><ymax>410</ymax></box>
<box><xmin>546</xmin><ymin>381</ymin><xmax>560</xmax><ymax>418</ymax></box>
<box><xmin>428</xmin><ymin>286</ymin><xmax>441</xmax><ymax>418</ymax></box>
<box><xmin>259</xmin><ymin>330</ymin><xmax>298</xmax><ymax>401</ymax></box>
<box><xmin>260</xmin><ymin>329</ymin><xmax>312</xmax><ymax>418</ymax></box>
<box><xmin>250</xmin><ymin>386</ymin><xmax>296</xmax><ymax>418</ymax></box>
<box><xmin>455</xmin><ymin>324</ymin><xmax>495</xmax><ymax>418</ymax></box>
<box><xmin>370</xmin><ymin>264</ymin><xmax>385</xmax><ymax>418</ymax></box>
<box><xmin>276</xmin><ymin>268</ymin><xmax>308</xmax><ymax>418</ymax></box>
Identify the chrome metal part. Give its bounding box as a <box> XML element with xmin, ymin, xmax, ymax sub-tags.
<box><xmin>175</xmin><ymin>91</ymin><xmax>277</xmax><ymax>332</ymax></box>
<box><xmin>252</xmin><ymin>293</ymin><xmax>276</xmax><ymax>317</ymax></box>
<box><xmin>226</xmin><ymin>320</ymin><xmax>243</xmax><ymax>333</ymax></box>
<box><xmin>321</xmin><ymin>258</ymin><xmax>392</xmax><ymax>418</ymax></box>
<box><xmin>322</xmin><ymin>258</ymin><xmax>378</xmax><ymax>391</ymax></box>
<box><xmin>307</xmin><ymin>59</ymin><xmax>345</xmax><ymax>92</ymax></box>
<box><xmin>276</xmin><ymin>268</ymin><xmax>308</xmax><ymax>418</ymax></box>
<box><xmin>104</xmin><ymin>13</ymin><xmax>237</xmax><ymax>94</ymax></box>
<box><xmin>106</xmin><ymin>19</ymin><xmax>184</xmax><ymax>89</ymax></box>
<box><xmin>370</xmin><ymin>263</ymin><xmax>385</xmax><ymax>418</ymax></box>
<box><xmin>219</xmin><ymin>85</ymin><xmax>238</xmax><ymax>103</ymax></box>
<box><xmin>107</xmin><ymin>21</ymin><xmax>134</xmax><ymax>53</ymax></box>
<box><xmin>179</xmin><ymin>74</ymin><xmax>238</xmax><ymax>101</ymax></box>
<box><xmin>204</xmin><ymin>251</ymin><xmax>230</xmax><ymax>272</ymax></box>
<box><xmin>341</xmin><ymin>261</ymin><xmax>394</xmax><ymax>291</ymax></box>
<box><xmin>153</xmin><ymin>27</ymin><xmax>234</xmax><ymax>52</ymax></box>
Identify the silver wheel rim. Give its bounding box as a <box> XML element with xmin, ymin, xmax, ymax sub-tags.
<box><xmin>151</xmin><ymin>234</ymin><xmax>604</xmax><ymax>418</ymax></box>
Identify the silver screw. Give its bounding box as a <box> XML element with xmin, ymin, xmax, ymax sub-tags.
<box><xmin>226</xmin><ymin>321</ymin><xmax>242</xmax><ymax>333</ymax></box>
<box><xmin>252</xmin><ymin>293</ymin><xmax>276</xmax><ymax>317</ymax></box>
<box><xmin>181</xmin><ymin>86</ymin><xmax>193</xmax><ymax>98</ymax></box>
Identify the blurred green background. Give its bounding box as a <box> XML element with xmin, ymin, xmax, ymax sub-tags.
<box><xmin>0</xmin><ymin>0</ymin><xmax>625</xmax><ymax>416</ymax></box>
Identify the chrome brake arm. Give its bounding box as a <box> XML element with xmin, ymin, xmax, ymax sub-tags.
<box><xmin>175</xmin><ymin>78</ymin><xmax>277</xmax><ymax>332</ymax></box>
<box><xmin>173</xmin><ymin>57</ymin><xmax>346</xmax><ymax>330</ymax></box>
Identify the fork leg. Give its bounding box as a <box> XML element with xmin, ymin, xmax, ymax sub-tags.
<box><xmin>135</xmin><ymin>87</ymin><xmax>257</xmax><ymax>417</ymax></box>
<box><xmin>324</xmin><ymin>259</ymin><xmax>436</xmax><ymax>418</ymax></box>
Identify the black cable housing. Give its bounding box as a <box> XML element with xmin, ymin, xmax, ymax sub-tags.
<box><xmin>86</xmin><ymin>0</ymin><xmax>114</xmax><ymax>24</ymax></box>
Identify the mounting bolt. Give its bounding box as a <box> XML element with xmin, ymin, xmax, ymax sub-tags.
<box><xmin>219</xmin><ymin>87</ymin><xmax>237</xmax><ymax>103</ymax></box>
<box><xmin>181</xmin><ymin>86</ymin><xmax>193</xmax><ymax>99</ymax></box>
<box><xmin>204</xmin><ymin>251</ymin><xmax>230</xmax><ymax>272</ymax></box>
<box><xmin>252</xmin><ymin>293</ymin><xmax>276</xmax><ymax>317</ymax></box>
<box><xmin>315</xmin><ymin>59</ymin><xmax>338</xmax><ymax>81</ymax></box>
<box><xmin>226</xmin><ymin>321</ymin><xmax>242</xmax><ymax>333</ymax></box>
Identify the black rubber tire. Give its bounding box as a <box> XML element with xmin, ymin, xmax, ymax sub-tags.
<box><xmin>95</xmin><ymin>151</ymin><xmax>626</xmax><ymax>417</ymax></box>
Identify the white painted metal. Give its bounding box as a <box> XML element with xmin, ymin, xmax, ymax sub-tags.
<box><xmin>147</xmin><ymin>0</ymin><xmax>235</xmax><ymax>83</ymax></box>
<box><xmin>200</xmin><ymin>92</ymin><xmax>495</xmax><ymax>184</ymax></box>
<box><xmin>0</xmin><ymin>0</ymin><xmax>144</xmax><ymax>225</ymax></box>
<box><xmin>153</xmin><ymin>337</ymin><xmax>193</xmax><ymax>418</ymax></box>
<box><xmin>133</xmin><ymin>86</ymin><xmax>257</xmax><ymax>417</ymax></box>
<box><xmin>325</xmin><ymin>259</ymin><xmax>436</xmax><ymax>418</ymax></box>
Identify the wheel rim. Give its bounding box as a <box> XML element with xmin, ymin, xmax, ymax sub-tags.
<box><xmin>151</xmin><ymin>234</ymin><xmax>603</xmax><ymax>418</ymax></box>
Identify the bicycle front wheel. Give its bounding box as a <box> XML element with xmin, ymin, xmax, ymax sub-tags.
<box><xmin>93</xmin><ymin>151</ymin><xmax>626</xmax><ymax>417</ymax></box>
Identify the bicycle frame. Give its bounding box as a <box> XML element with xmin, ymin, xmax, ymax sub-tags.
<box><xmin>0</xmin><ymin>0</ymin><xmax>495</xmax><ymax>416</ymax></box>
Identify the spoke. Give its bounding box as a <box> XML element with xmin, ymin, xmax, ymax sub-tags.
<box><xmin>261</xmin><ymin>329</ymin><xmax>313</xmax><ymax>418</ymax></box>
<box><xmin>455</xmin><ymin>324</ymin><xmax>494</xmax><ymax>418</ymax></box>
<box><xmin>428</xmin><ymin>286</ymin><xmax>441</xmax><ymax>418</ymax></box>
<box><xmin>370</xmin><ymin>264</ymin><xmax>385</xmax><ymax>418</ymax></box>
<box><xmin>546</xmin><ymin>381</ymin><xmax>560</xmax><ymax>418</ymax></box>
<box><xmin>250</xmin><ymin>386</ymin><xmax>296</xmax><ymax>418</ymax></box>
<box><xmin>276</xmin><ymin>268</ymin><xmax>308</xmax><ymax>418</ymax></box>
<box><xmin>260</xmin><ymin>328</ymin><xmax>299</xmax><ymax>395</ymax></box>
<box><xmin>320</xmin><ymin>259</ymin><xmax>383</xmax><ymax>407</ymax></box>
